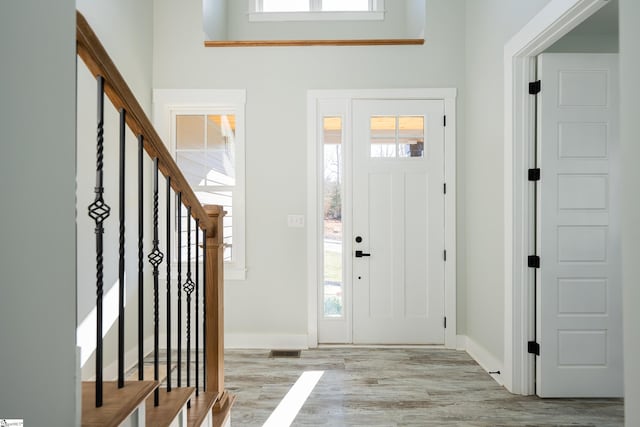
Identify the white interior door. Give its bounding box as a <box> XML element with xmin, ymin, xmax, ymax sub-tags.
<box><xmin>536</xmin><ymin>53</ymin><xmax>623</xmax><ymax>397</ymax></box>
<box><xmin>352</xmin><ymin>99</ymin><xmax>445</xmax><ymax>344</ymax></box>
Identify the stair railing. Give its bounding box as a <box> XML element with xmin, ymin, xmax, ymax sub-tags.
<box><xmin>76</xmin><ymin>11</ymin><xmax>228</xmax><ymax>411</ymax></box>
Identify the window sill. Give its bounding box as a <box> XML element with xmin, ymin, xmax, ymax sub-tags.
<box><xmin>248</xmin><ymin>11</ymin><xmax>385</xmax><ymax>22</ymax></box>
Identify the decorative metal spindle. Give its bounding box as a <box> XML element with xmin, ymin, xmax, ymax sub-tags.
<box><xmin>176</xmin><ymin>192</ymin><xmax>182</xmax><ymax>387</ymax></box>
<box><xmin>184</xmin><ymin>209</ymin><xmax>196</xmax><ymax>396</ymax></box>
<box><xmin>195</xmin><ymin>219</ymin><xmax>200</xmax><ymax>395</ymax></box>
<box><xmin>118</xmin><ymin>108</ymin><xmax>126</xmax><ymax>389</ymax></box>
<box><xmin>202</xmin><ymin>228</ymin><xmax>207</xmax><ymax>391</ymax></box>
<box><xmin>88</xmin><ymin>76</ymin><xmax>110</xmax><ymax>408</ymax></box>
<box><xmin>166</xmin><ymin>177</ymin><xmax>172</xmax><ymax>392</ymax></box>
<box><xmin>148</xmin><ymin>158</ymin><xmax>164</xmax><ymax>407</ymax></box>
<box><xmin>137</xmin><ymin>135</ymin><xmax>144</xmax><ymax>381</ymax></box>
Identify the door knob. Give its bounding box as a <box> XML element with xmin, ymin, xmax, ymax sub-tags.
<box><xmin>355</xmin><ymin>250</ymin><xmax>370</xmax><ymax>258</ymax></box>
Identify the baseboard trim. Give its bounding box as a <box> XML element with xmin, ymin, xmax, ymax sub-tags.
<box><xmin>455</xmin><ymin>334</ymin><xmax>467</xmax><ymax>351</ymax></box>
<box><xmin>225</xmin><ymin>333</ymin><xmax>309</xmax><ymax>350</ymax></box>
<box><xmin>457</xmin><ymin>334</ymin><xmax>503</xmax><ymax>386</ymax></box>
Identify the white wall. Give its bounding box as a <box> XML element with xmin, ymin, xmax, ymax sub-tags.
<box><xmin>0</xmin><ymin>1</ymin><xmax>78</xmax><ymax>425</ymax></box>
<box><xmin>464</xmin><ymin>0</ymin><xmax>551</xmax><ymax>363</ymax></box>
<box><xmin>619</xmin><ymin>0</ymin><xmax>640</xmax><ymax>424</ymax></box>
<box><xmin>76</xmin><ymin>0</ymin><xmax>155</xmax><ymax>379</ymax></box>
<box><xmin>153</xmin><ymin>0</ymin><xmax>466</xmax><ymax>345</ymax></box>
<box><xmin>203</xmin><ymin>0</ymin><xmax>227</xmax><ymax>40</ymax></box>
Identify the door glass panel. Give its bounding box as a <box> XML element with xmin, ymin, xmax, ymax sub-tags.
<box><xmin>399</xmin><ymin>138</ymin><xmax>424</xmax><ymax>158</ymax></box>
<box><xmin>370</xmin><ymin>116</ymin><xmax>397</xmax><ymax>158</ymax></box>
<box><xmin>371</xmin><ymin>139</ymin><xmax>397</xmax><ymax>158</ymax></box>
<box><xmin>398</xmin><ymin>115</ymin><xmax>425</xmax><ymax>158</ymax></box>
<box><xmin>323</xmin><ymin>116</ymin><xmax>344</xmax><ymax>317</ymax></box>
<box><xmin>370</xmin><ymin>115</ymin><xmax>425</xmax><ymax>158</ymax></box>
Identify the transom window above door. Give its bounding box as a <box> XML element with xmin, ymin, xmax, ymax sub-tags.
<box><xmin>250</xmin><ymin>0</ymin><xmax>385</xmax><ymax>21</ymax></box>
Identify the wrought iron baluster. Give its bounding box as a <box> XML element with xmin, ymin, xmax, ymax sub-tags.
<box><xmin>166</xmin><ymin>176</ymin><xmax>172</xmax><ymax>392</ymax></box>
<box><xmin>202</xmin><ymin>228</ymin><xmax>207</xmax><ymax>391</ymax></box>
<box><xmin>148</xmin><ymin>158</ymin><xmax>164</xmax><ymax>407</ymax></box>
<box><xmin>195</xmin><ymin>218</ymin><xmax>200</xmax><ymax>396</ymax></box>
<box><xmin>176</xmin><ymin>192</ymin><xmax>182</xmax><ymax>387</ymax></box>
<box><xmin>184</xmin><ymin>208</ymin><xmax>195</xmax><ymax>396</ymax></box>
<box><xmin>118</xmin><ymin>108</ymin><xmax>126</xmax><ymax>389</ymax></box>
<box><xmin>88</xmin><ymin>75</ymin><xmax>110</xmax><ymax>408</ymax></box>
<box><xmin>137</xmin><ymin>135</ymin><xmax>144</xmax><ymax>381</ymax></box>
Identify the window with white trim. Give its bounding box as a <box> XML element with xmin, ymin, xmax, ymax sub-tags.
<box><xmin>175</xmin><ymin>113</ymin><xmax>236</xmax><ymax>261</ymax></box>
<box><xmin>153</xmin><ymin>89</ymin><xmax>247</xmax><ymax>281</ymax></box>
<box><xmin>250</xmin><ymin>0</ymin><xmax>384</xmax><ymax>21</ymax></box>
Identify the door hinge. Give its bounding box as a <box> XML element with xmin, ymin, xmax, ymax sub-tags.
<box><xmin>529</xmin><ymin>80</ymin><xmax>541</xmax><ymax>95</ymax></box>
<box><xmin>443</xmin><ymin>183</ymin><xmax>447</xmax><ymax>194</ymax></box>
<box><xmin>528</xmin><ymin>168</ymin><xmax>541</xmax><ymax>181</ymax></box>
<box><xmin>528</xmin><ymin>341</ymin><xmax>540</xmax><ymax>355</ymax></box>
<box><xmin>443</xmin><ymin>115</ymin><xmax>447</xmax><ymax>127</ymax></box>
<box><xmin>528</xmin><ymin>255</ymin><xmax>540</xmax><ymax>268</ymax></box>
<box><xmin>444</xmin><ymin>316</ymin><xmax>447</xmax><ymax>329</ymax></box>
<box><xmin>443</xmin><ymin>250</ymin><xmax>447</xmax><ymax>261</ymax></box>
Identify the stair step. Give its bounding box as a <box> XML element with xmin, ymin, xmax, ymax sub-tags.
<box><xmin>186</xmin><ymin>391</ymin><xmax>220</xmax><ymax>427</ymax></box>
<box><xmin>126</xmin><ymin>364</ymin><xmax>169</xmax><ymax>383</ymax></box>
<box><xmin>82</xmin><ymin>380</ymin><xmax>158</xmax><ymax>427</ymax></box>
<box><xmin>146</xmin><ymin>387</ymin><xmax>195</xmax><ymax>427</ymax></box>
<box><xmin>212</xmin><ymin>393</ymin><xmax>236</xmax><ymax>427</ymax></box>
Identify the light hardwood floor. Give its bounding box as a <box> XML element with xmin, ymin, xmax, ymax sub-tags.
<box><xmin>150</xmin><ymin>347</ymin><xmax>624</xmax><ymax>426</ymax></box>
<box><xmin>223</xmin><ymin>348</ymin><xmax>623</xmax><ymax>427</ymax></box>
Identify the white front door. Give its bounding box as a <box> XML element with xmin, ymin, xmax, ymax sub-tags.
<box><xmin>536</xmin><ymin>53</ymin><xmax>623</xmax><ymax>397</ymax></box>
<box><xmin>352</xmin><ymin>99</ymin><xmax>445</xmax><ymax>344</ymax></box>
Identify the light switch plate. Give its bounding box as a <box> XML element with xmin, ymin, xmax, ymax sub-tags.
<box><xmin>287</xmin><ymin>214</ymin><xmax>305</xmax><ymax>228</ymax></box>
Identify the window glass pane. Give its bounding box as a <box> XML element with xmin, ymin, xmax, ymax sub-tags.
<box><xmin>370</xmin><ymin>116</ymin><xmax>396</xmax><ymax>138</ymax></box>
<box><xmin>398</xmin><ymin>116</ymin><xmax>424</xmax><ymax>158</ymax></box>
<box><xmin>176</xmin><ymin>113</ymin><xmax>236</xmax><ymax>263</ymax></box>
<box><xmin>191</xmin><ymin>190</ymin><xmax>233</xmax><ymax>261</ymax></box>
<box><xmin>262</xmin><ymin>0</ymin><xmax>309</xmax><ymax>12</ymax></box>
<box><xmin>322</xmin><ymin>0</ymin><xmax>369</xmax><ymax>11</ymax></box>
<box><xmin>177</xmin><ymin>151</ymin><xmax>207</xmax><ymax>186</ymax></box>
<box><xmin>398</xmin><ymin>116</ymin><xmax>423</xmax><ymax>137</ymax></box>
<box><xmin>206</xmin><ymin>114</ymin><xmax>236</xmax><ymax>186</ymax></box>
<box><xmin>399</xmin><ymin>139</ymin><xmax>424</xmax><ymax>158</ymax></box>
<box><xmin>176</xmin><ymin>115</ymin><xmax>205</xmax><ymax>150</ymax></box>
<box><xmin>323</xmin><ymin>117</ymin><xmax>343</xmax><ymax>317</ymax></box>
<box><xmin>371</xmin><ymin>140</ymin><xmax>396</xmax><ymax>158</ymax></box>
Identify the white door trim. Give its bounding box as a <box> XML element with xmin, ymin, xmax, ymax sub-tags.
<box><xmin>503</xmin><ymin>0</ymin><xmax>610</xmax><ymax>395</ymax></box>
<box><xmin>307</xmin><ymin>88</ymin><xmax>457</xmax><ymax>348</ymax></box>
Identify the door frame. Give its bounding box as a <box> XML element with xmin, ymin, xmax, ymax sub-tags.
<box><xmin>503</xmin><ymin>0</ymin><xmax>611</xmax><ymax>395</ymax></box>
<box><xmin>306</xmin><ymin>88</ymin><xmax>457</xmax><ymax>348</ymax></box>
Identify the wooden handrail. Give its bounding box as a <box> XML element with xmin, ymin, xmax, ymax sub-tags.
<box><xmin>204</xmin><ymin>38</ymin><xmax>425</xmax><ymax>47</ymax></box>
<box><xmin>76</xmin><ymin>11</ymin><xmax>216</xmax><ymax>235</ymax></box>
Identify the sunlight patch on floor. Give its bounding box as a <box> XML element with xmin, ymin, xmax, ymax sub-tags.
<box><xmin>262</xmin><ymin>370</ymin><xmax>324</xmax><ymax>427</ymax></box>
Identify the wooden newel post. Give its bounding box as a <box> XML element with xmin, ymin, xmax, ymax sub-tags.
<box><xmin>204</xmin><ymin>205</ymin><xmax>230</xmax><ymax>411</ymax></box>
